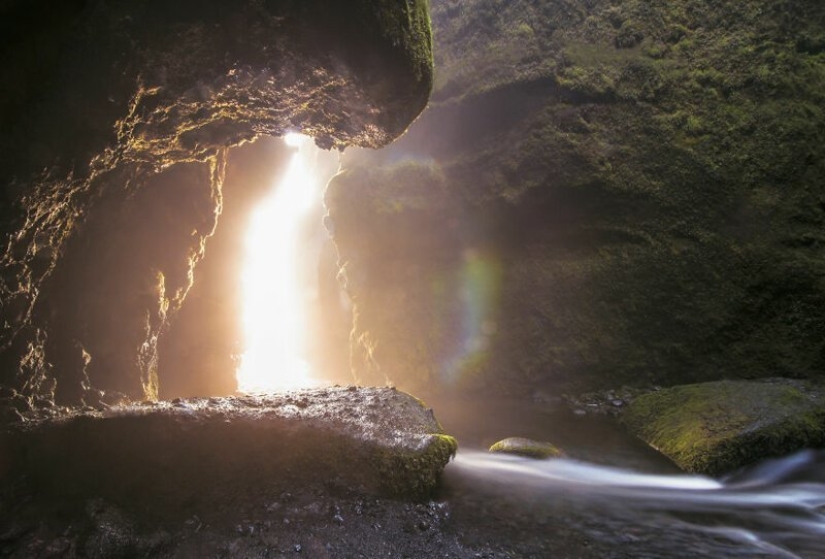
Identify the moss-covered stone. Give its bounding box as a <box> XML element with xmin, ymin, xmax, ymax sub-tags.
<box><xmin>489</xmin><ymin>436</ymin><xmax>565</xmax><ymax>459</ymax></box>
<box><xmin>329</xmin><ymin>0</ymin><xmax>825</xmax><ymax>396</ymax></box>
<box><xmin>621</xmin><ymin>380</ymin><xmax>825</xmax><ymax>475</ymax></box>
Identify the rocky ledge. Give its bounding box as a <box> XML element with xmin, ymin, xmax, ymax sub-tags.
<box><xmin>0</xmin><ymin>387</ymin><xmax>457</xmax><ymax>511</ymax></box>
<box><xmin>621</xmin><ymin>379</ymin><xmax>825</xmax><ymax>476</ymax></box>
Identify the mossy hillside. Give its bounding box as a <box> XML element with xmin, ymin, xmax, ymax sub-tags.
<box><xmin>622</xmin><ymin>380</ymin><xmax>825</xmax><ymax>475</ymax></box>
<box><xmin>432</xmin><ymin>0</ymin><xmax>825</xmax><ymax>104</ymax></box>
<box><xmin>330</xmin><ymin>0</ymin><xmax>825</xmax><ymax>395</ymax></box>
<box><xmin>431</xmin><ymin>0</ymin><xmax>584</xmax><ymax>99</ymax></box>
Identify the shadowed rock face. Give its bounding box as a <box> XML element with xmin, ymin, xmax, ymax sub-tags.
<box><xmin>0</xmin><ymin>0</ymin><xmax>433</xmax><ymax>405</ymax></box>
<box><xmin>328</xmin><ymin>0</ymin><xmax>825</xmax><ymax>396</ymax></box>
<box><xmin>2</xmin><ymin>387</ymin><xmax>457</xmax><ymax>504</ymax></box>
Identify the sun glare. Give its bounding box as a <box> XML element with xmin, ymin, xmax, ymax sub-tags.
<box><xmin>236</xmin><ymin>134</ymin><xmax>325</xmax><ymax>392</ymax></box>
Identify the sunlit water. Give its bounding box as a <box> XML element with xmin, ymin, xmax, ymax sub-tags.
<box><xmin>237</xmin><ymin>133</ymin><xmax>336</xmax><ymax>392</ymax></box>
<box><xmin>434</xmin><ymin>401</ymin><xmax>825</xmax><ymax>558</ymax></box>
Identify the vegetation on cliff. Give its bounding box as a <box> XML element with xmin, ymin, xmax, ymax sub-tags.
<box><xmin>330</xmin><ymin>0</ymin><xmax>825</xmax><ymax>395</ymax></box>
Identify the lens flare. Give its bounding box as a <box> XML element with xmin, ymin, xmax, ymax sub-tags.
<box><xmin>236</xmin><ymin>134</ymin><xmax>323</xmax><ymax>392</ymax></box>
<box><xmin>442</xmin><ymin>249</ymin><xmax>502</xmax><ymax>385</ymax></box>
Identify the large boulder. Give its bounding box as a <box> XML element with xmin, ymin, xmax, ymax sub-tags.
<box><xmin>621</xmin><ymin>379</ymin><xmax>825</xmax><ymax>475</ymax></box>
<box><xmin>1</xmin><ymin>387</ymin><xmax>457</xmax><ymax>504</ymax></box>
<box><xmin>328</xmin><ymin>0</ymin><xmax>825</xmax><ymax>396</ymax></box>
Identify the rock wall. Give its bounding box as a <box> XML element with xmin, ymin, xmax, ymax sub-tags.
<box><xmin>0</xmin><ymin>0</ymin><xmax>434</xmax><ymax>406</ymax></box>
<box><xmin>328</xmin><ymin>0</ymin><xmax>825</xmax><ymax>396</ymax></box>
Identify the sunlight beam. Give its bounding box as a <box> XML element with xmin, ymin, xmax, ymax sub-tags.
<box><xmin>236</xmin><ymin>133</ymin><xmax>322</xmax><ymax>392</ymax></box>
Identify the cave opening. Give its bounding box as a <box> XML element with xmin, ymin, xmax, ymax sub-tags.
<box><xmin>157</xmin><ymin>134</ymin><xmax>346</xmax><ymax>399</ymax></box>
<box><xmin>236</xmin><ymin>133</ymin><xmax>340</xmax><ymax>393</ymax></box>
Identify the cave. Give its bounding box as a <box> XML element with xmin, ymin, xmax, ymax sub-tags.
<box><xmin>3</xmin><ymin>0</ymin><xmax>825</xmax><ymax>557</ymax></box>
<box><xmin>0</xmin><ymin>0</ymin><xmax>432</xmax><ymax>406</ymax></box>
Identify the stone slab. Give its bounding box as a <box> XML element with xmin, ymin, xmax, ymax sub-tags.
<box><xmin>0</xmin><ymin>387</ymin><xmax>457</xmax><ymax>512</ymax></box>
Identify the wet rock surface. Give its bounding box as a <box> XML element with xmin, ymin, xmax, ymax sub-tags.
<box><xmin>488</xmin><ymin>436</ymin><xmax>564</xmax><ymax>459</ymax></box>
<box><xmin>621</xmin><ymin>379</ymin><xmax>825</xmax><ymax>475</ymax></box>
<box><xmin>1</xmin><ymin>387</ymin><xmax>457</xmax><ymax>506</ymax></box>
<box><xmin>560</xmin><ymin>386</ymin><xmax>651</xmax><ymax>417</ymax></box>
<box><xmin>0</xmin><ymin>393</ymin><xmax>603</xmax><ymax>559</ymax></box>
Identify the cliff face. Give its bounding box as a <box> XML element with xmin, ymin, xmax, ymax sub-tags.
<box><xmin>328</xmin><ymin>0</ymin><xmax>825</xmax><ymax>396</ymax></box>
<box><xmin>0</xmin><ymin>0</ymin><xmax>434</xmax><ymax>406</ymax></box>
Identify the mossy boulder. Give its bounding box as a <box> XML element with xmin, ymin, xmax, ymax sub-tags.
<box><xmin>621</xmin><ymin>380</ymin><xmax>825</xmax><ymax>475</ymax></box>
<box><xmin>489</xmin><ymin>436</ymin><xmax>565</xmax><ymax>459</ymax></box>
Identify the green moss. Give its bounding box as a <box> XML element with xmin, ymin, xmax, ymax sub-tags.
<box><xmin>430</xmin><ymin>0</ymin><xmax>573</xmax><ymax>99</ymax></box>
<box><xmin>331</xmin><ymin>0</ymin><xmax>825</xmax><ymax>396</ymax></box>
<box><xmin>489</xmin><ymin>437</ymin><xmax>564</xmax><ymax>459</ymax></box>
<box><xmin>622</xmin><ymin>380</ymin><xmax>825</xmax><ymax>475</ymax></box>
<box><xmin>374</xmin><ymin>433</ymin><xmax>457</xmax><ymax>498</ymax></box>
<box><xmin>371</xmin><ymin>0</ymin><xmax>434</xmax><ymax>86</ymax></box>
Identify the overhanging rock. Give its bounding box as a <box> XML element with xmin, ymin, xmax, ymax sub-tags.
<box><xmin>0</xmin><ymin>0</ymin><xmax>435</xmax><ymax>405</ymax></box>
<box><xmin>1</xmin><ymin>388</ymin><xmax>457</xmax><ymax>510</ymax></box>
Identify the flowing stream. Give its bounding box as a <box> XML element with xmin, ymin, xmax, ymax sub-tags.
<box><xmin>433</xmin><ymin>400</ymin><xmax>825</xmax><ymax>558</ymax></box>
